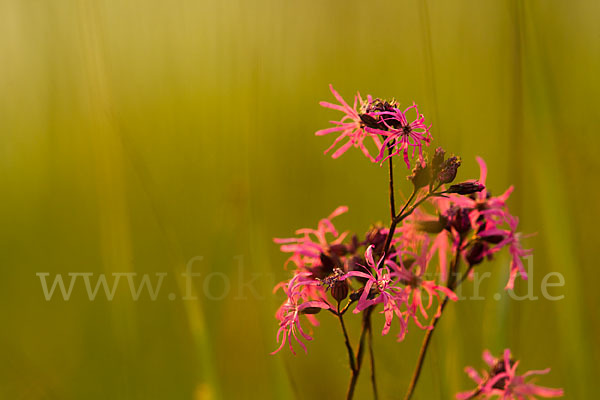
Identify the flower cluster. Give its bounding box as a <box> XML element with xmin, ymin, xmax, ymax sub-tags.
<box><xmin>270</xmin><ymin>85</ymin><xmax>561</xmax><ymax>399</ymax></box>
<box><xmin>441</xmin><ymin>156</ymin><xmax>532</xmax><ymax>289</ymax></box>
<box><xmin>457</xmin><ymin>349</ymin><xmax>564</xmax><ymax>399</ymax></box>
<box><xmin>271</xmin><ymin>155</ymin><xmax>531</xmax><ymax>353</ymax></box>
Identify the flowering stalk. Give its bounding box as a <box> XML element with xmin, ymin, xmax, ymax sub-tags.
<box><xmin>270</xmin><ymin>85</ymin><xmax>562</xmax><ymax>400</ymax></box>
<box><xmin>346</xmin><ymin>149</ymin><xmax>399</xmax><ymax>399</ymax></box>
<box><xmin>346</xmin><ymin>153</ymin><xmax>447</xmax><ymax>399</ymax></box>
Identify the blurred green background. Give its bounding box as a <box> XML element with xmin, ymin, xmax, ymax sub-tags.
<box><xmin>1</xmin><ymin>0</ymin><xmax>598</xmax><ymax>399</ymax></box>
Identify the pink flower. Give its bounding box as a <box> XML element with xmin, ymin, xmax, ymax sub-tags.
<box><xmin>366</xmin><ymin>103</ymin><xmax>432</xmax><ymax>168</ymax></box>
<box><xmin>437</xmin><ymin>157</ymin><xmax>531</xmax><ymax>289</ymax></box>
<box><xmin>344</xmin><ymin>246</ymin><xmax>408</xmax><ymax>339</ymax></box>
<box><xmin>388</xmin><ymin>238</ymin><xmax>458</xmax><ymax>330</ymax></box>
<box><xmin>479</xmin><ymin>215</ymin><xmax>533</xmax><ymax>290</ymax></box>
<box><xmin>271</xmin><ymin>273</ymin><xmax>331</xmax><ymax>355</ymax></box>
<box><xmin>457</xmin><ymin>349</ymin><xmax>564</xmax><ymax>399</ymax></box>
<box><xmin>316</xmin><ymin>84</ymin><xmax>383</xmax><ymax>161</ymax></box>
<box><xmin>448</xmin><ymin>157</ymin><xmax>513</xmax><ymax>232</ymax></box>
<box><xmin>273</xmin><ymin>206</ymin><xmax>349</xmax><ymax>271</ymax></box>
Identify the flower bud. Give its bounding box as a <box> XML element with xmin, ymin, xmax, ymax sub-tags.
<box><xmin>359</xmin><ymin>113</ymin><xmax>381</xmax><ymax>130</ymax></box>
<box><xmin>331</xmin><ymin>280</ymin><xmax>349</xmax><ymax>302</ymax></box>
<box><xmin>438</xmin><ymin>156</ymin><xmax>461</xmax><ymax>184</ymax></box>
<box><xmin>447</xmin><ymin>181</ymin><xmax>485</xmax><ymax>195</ymax></box>
<box><xmin>431</xmin><ymin>147</ymin><xmax>446</xmax><ymax>173</ymax></box>
<box><xmin>480</xmin><ymin>234</ymin><xmax>505</xmax><ymax>244</ymax></box>
<box><xmin>301</xmin><ymin>307</ymin><xmax>323</xmax><ymax>315</ymax></box>
<box><xmin>466</xmin><ymin>241</ymin><xmax>488</xmax><ymax>266</ymax></box>
<box><xmin>408</xmin><ymin>157</ymin><xmax>430</xmax><ymax>189</ymax></box>
<box><xmin>445</xmin><ymin>206</ymin><xmax>472</xmax><ymax>234</ymax></box>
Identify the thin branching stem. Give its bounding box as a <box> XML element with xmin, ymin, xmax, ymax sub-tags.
<box><xmin>338</xmin><ymin>301</ymin><xmax>357</xmax><ymax>373</ymax></box>
<box><xmin>367</xmin><ymin>315</ymin><xmax>379</xmax><ymax>400</ymax></box>
<box><xmin>346</xmin><ymin>307</ymin><xmax>373</xmax><ymax>400</ymax></box>
<box><xmin>346</xmin><ymin>151</ymin><xmax>444</xmax><ymax>399</ymax></box>
<box><xmin>403</xmin><ymin>241</ymin><xmax>474</xmax><ymax>400</ymax></box>
<box><xmin>388</xmin><ymin>150</ymin><xmax>397</xmax><ymax>220</ymax></box>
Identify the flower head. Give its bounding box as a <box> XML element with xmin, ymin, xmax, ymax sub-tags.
<box><xmin>387</xmin><ymin>238</ymin><xmax>458</xmax><ymax>330</ymax></box>
<box><xmin>448</xmin><ymin>156</ymin><xmax>513</xmax><ymax>232</ymax></box>
<box><xmin>479</xmin><ymin>214</ymin><xmax>533</xmax><ymax>290</ymax></box>
<box><xmin>273</xmin><ymin>206</ymin><xmax>349</xmax><ymax>272</ymax></box>
<box><xmin>272</xmin><ymin>273</ymin><xmax>331</xmax><ymax>355</ymax></box>
<box><xmin>345</xmin><ymin>245</ymin><xmax>408</xmax><ymax>338</ymax></box>
<box><xmin>366</xmin><ymin>103</ymin><xmax>432</xmax><ymax>168</ymax></box>
<box><xmin>457</xmin><ymin>349</ymin><xmax>564</xmax><ymax>399</ymax></box>
<box><xmin>316</xmin><ymin>84</ymin><xmax>383</xmax><ymax>161</ymax></box>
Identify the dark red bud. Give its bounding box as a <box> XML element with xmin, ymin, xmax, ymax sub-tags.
<box><xmin>481</xmin><ymin>234</ymin><xmax>505</xmax><ymax>244</ymax></box>
<box><xmin>445</xmin><ymin>206</ymin><xmax>472</xmax><ymax>234</ymax></box>
<box><xmin>301</xmin><ymin>307</ymin><xmax>323</xmax><ymax>315</ymax></box>
<box><xmin>466</xmin><ymin>241</ymin><xmax>488</xmax><ymax>266</ymax></box>
<box><xmin>438</xmin><ymin>156</ymin><xmax>461</xmax><ymax>184</ymax></box>
<box><xmin>331</xmin><ymin>280</ymin><xmax>349</xmax><ymax>302</ymax></box>
<box><xmin>359</xmin><ymin>113</ymin><xmax>381</xmax><ymax>130</ymax></box>
<box><xmin>447</xmin><ymin>181</ymin><xmax>485</xmax><ymax>195</ymax></box>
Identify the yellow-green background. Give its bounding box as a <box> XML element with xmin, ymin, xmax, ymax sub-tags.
<box><xmin>1</xmin><ymin>0</ymin><xmax>598</xmax><ymax>399</ymax></box>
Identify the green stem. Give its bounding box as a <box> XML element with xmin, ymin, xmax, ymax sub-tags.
<box><xmin>367</xmin><ymin>315</ymin><xmax>379</xmax><ymax>400</ymax></box>
<box><xmin>338</xmin><ymin>302</ymin><xmax>356</xmax><ymax>373</ymax></box>
<box><xmin>388</xmin><ymin>150</ymin><xmax>397</xmax><ymax>220</ymax></box>
<box><xmin>402</xmin><ymin>245</ymin><xmax>470</xmax><ymax>400</ymax></box>
<box><xmin>381</xmin><ymin>189</ymin><xmax>417</xmax><ymax>258</ymax></box>
<box><xmin>346</xmin><ymin>307</ymin><xmax>373</xmax><ymax>400</ymax></box>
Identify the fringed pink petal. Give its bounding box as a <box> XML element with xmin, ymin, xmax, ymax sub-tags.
<box><xmin>483</xmin><ymin>349</ymin><xmax>496</xmax><ymax>367</ymax></box>
<box><xmin>331</xmin><ymin>140</ymin><xmax>354</xmax><ymax>158</ymax></box>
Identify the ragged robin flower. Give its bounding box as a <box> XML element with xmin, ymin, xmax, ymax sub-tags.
<box><xmin>273</xmin><ymin>206</ymin><xmax>349</xmax><ymax>272</ymax></box>
<box><xmin>316</xmin><ymin>84</ymin><xmax>383</xmax><ymax>161</ymax></box>
<box><xmin>387</xmin><ymin>238</ymin><xmax>458</xmax><ymax>333</ymax></box>
<box><xmin>456</xmin><ymin>349</ymin><xmax>564</xmax><ymax>399</ymax></box>
<box><xmin>272</xmin><ymin>273</ymin><xmax>331</xmax><ymax>355</ymax></box>
<box><xmin>344</xmin><ymin>245</ymin><xmax>408</xmax><ymax>338</ymax></box>
<box><xmin>365</xmin><ymin>103</ymin><xmax>432</xmax><ymax>169</ymax></box>
<box><xmin>479</xmin><ymin>214</ymin><xmax>533</xmax><ymax>290</ymax></box>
